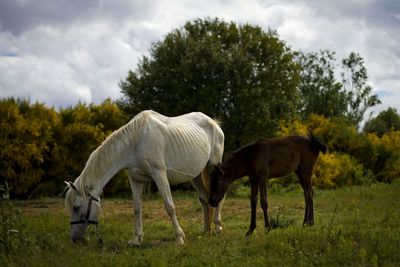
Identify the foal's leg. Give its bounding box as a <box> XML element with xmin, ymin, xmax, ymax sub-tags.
<box><xmin>259</xmin><ymin>177</ymin><xmax>271</xmax><ymax>231</ymax></box>
<box><xmin>296</xmin><ymin>167</ymin><xmax>314</xmax><ymax>226</ymax></box>
<box><xmin>246</xmin><ymin>177</ymin><xmax>259</xmax><ymax>239</ymax></box>
<box><xmin>304</xmin><ymin>175</ymin><xmax>315</xmax><ymax>225</ymax></box>
<box><xmin>127</xmin><ymin>178</ymin><xmax>145</xmax><ymax>246</ymax></box>
<box><xmin>191</xmin><ymin>175</ymin><xmax>213</xmax><ymax>234</ymax></box>
<box><xmin>153</xmin><ymin>170</ymin><xmax>185</xmax><ymax>244</ymax></box>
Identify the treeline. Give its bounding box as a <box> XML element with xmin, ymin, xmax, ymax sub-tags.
<box><xmin>0</xmin><ymin>98</ymin><xmax>131</xmax><ymax>198</ymax></box>
<box><xmin>2</xmin><ymin>18</ymin><xmax>399</xmax><ymax>198</ymax></box>
<box><xmin>1</xmin><ymin>98</ymin><xmax>400</xmax><ymax>198</ymax></box>
<box><xmin>278</xmin><ymin>114</ymin><xmax>400</xmax><ymax>188</ymax></box>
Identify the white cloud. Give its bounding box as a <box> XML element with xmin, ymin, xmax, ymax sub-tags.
<box><xmin>0</xmin><ymin>0</ymin><xmax>399</xmax><ymax>118</ymax></box>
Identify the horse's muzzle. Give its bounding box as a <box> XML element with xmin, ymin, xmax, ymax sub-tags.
<box><xmin>71</xmin><ymin>235</ymin><xmax>84</xmax><ymax>243</ymax></box>
<box><xmin>70</xmin><ymin>225</ymin><xmax>86</xmax><ymax>243</ymax></box>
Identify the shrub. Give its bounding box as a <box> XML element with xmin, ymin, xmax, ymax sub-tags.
<box><xmin>368</xmin><ymin>131</ymin><xmax>400</xmax><ymax>182</ymax></box>
<box><xmin>313</xmin><ymin>152</ymin><xmax>367</xmax><ymax>189</ymax></box>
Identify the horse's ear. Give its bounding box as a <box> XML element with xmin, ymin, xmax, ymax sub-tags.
<box><xmin>65</xmin><ymin>181</ymin><xmax>80</xmax><ymax>194</ymax></box>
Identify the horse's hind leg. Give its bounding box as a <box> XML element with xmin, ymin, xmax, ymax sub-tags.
<box><xmin>259</xmin><ymin>177</ymin><xmax>271</xmax><ymax>231</ymax></box>
<box><xmin>246</xmin><ymin>176</ymin><xmax>259</xmax><ymax>239</ymax></box>
<box><xmin>153</xmin><ymin>170</ymin><xmax>185</xmax><ymax>244</ymax></box>
<box><xmin>127</xmin><ymin>177</ymin><xmax>145</xmax><ymax>246</ymax></box>
<box><xmin>191</xmin><ymin>175</ymin><xmax>213</xmax><ymax>234</ymax></box>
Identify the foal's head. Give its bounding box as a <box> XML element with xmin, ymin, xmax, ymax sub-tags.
<box><xmin>208</xmin><ymin>164</ymin><xmax>231</xmax><ymax>207</ymax></box>
<box><xmin>64</xmin><ymin>181</ymin><xmax>101</xmax><ymax>243</ymax></box>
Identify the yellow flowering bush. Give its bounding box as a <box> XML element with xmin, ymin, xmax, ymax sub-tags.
<box><xmin>313</xmin><ymin>152</ymin><xmax>365</xmax><ymax>189</ymax></box>
<box><xmin>367</xmin><ymin>131</ymin><xmax>400</xmax><ymax>182</ymax></box>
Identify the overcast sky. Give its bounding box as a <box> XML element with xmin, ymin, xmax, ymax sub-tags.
<box><xmin>0</xmin><ymin>0</ymin><xmax>399</xmax><ymax>118</ymax></box>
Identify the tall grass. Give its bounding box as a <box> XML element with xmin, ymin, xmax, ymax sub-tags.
<box><xmin>1</xmin><ymin>182</ymin><xmax>400</xmax><ymax>266</ymax></box>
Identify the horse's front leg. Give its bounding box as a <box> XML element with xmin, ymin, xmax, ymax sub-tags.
<box><xmin>259</xmin><ymin>177</ymin><xmax>271</xmax><ymax>231</ymax></box>
<box><xmin>153</xmin><ymin>170</ymin><xmax>185</xmax><ymax>245</ymax></box>
<box><xmin>191</xmin><ymin>175</ymin><xmax>215</xmax><ymax>234</ymax></box>
<box><xmin>127</xmin><ymin>178</ymin><xmax>144</xmax><ymax>246</ymax></box>
<box><xmin>246</xmin><ymin>177</ymin><xmax>258</xmax><ymax>239</ymax></box>
<box><xmin>304</xmin><ymin>186</ymin><xmax>314</xmax><ymax>226</ymax></box>
<box><xmin>213</xmin><ymin>196</ymin><xmax>225</xmax><ymax>233</ymax></box>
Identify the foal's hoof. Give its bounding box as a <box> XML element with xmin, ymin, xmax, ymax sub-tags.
<box><xmin>202</xmin><ymin>229</ymin><xmax>212</xmax><ymax>236</ymax></box>
<box><xmin>245</xmin><ymin>231</ymin><xmax>253</xmax><ymax>242</ymax></box>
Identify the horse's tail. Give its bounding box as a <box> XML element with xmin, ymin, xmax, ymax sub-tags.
<box><xmin>308</xmin><ymin>131</ymin><xmax>328</xmax><ymax>154</ymax></box>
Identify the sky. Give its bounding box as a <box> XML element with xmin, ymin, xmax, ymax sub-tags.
<box><xmin>0</xmin><ymin>0</ymin><xmax>399</xmax><ymax>119</ymax></box>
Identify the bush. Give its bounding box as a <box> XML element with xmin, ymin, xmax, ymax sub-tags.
<box><xmin>313</xmin><ymin>152</ymin><xmax>369</xmax><ymax>189</ymax></box>
<box><xmin>368</xmin><ymin>131</ymin><xmax>400</xmax><ymax>182</ymax></box>
<box><xmin>0</xmin><ymin>98</ymin><xmax>130</xmax><ymax>198</ymax></box>
<box><xmin>0</xmin><ymin>99</ymin><xmax>59</xmax><ymax>198</ymax></box>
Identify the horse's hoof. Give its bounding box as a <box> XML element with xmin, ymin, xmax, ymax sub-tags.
<box><xmin>215</xmin><ymin>225</ymin><xmax>223</xmax><ymax>233</ymax></box>
<box><xmin>128</xmin><ymin>238</ymin><xmax>142</xmax><ymax>247</ymax></box>
<box><xmin>175</xmin><ymin>236</ymin><xmax>185</xmax><ymax>245</ymax></box>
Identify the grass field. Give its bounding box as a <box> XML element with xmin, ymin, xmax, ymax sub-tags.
<box><xmin>1</xmin><ymin>182</ymin><xmax>400</xmax><ymax>266</ymax></box>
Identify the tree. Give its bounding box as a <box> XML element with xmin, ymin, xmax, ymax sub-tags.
<box><xmin>297</xmin><ymin>51</ymin><xmax>380</xmax><ymax>126</ymax></box>
<box><xmin>297</xmin><ymin>50</ymin><xmax>348</xmax><ymax>118</ymax></box>
<box><xmin>363</xmin><ymin>108</ymin><xmax>400</xmax><ymax>136</ymax></box>
<box><xmin>341</xmin><ymin>52</ymin><xmax>381</xmax><ymax>125</ymax></box>
<box><xmin>119</xmin><ymin>18</ymin><xmax>300</xmax><ymax>150</ymax></box>
<box><xmin>90</xmin><ymin>99</ymin><xmax>129</xmax><ymax>133</ymax></box>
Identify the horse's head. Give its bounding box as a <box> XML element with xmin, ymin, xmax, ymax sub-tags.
<box><xmin>64</xmin><ymin>181</ymin><xmax>101</xmax><ymax>243</ymax></box>
<box><xmin>208</xmin><ymin>164</ymin><xmax>230</xmax><ymax>207</ymax></box>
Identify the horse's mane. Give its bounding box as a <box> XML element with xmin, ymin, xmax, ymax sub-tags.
<box><xmin>74</xmin><ymin>111</ymin><xmax>149</xmax><ymax>197</ymax></box>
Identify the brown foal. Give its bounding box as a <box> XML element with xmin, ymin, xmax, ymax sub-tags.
<box><xmin>208</xmin><ymin>132</ymin><xmax>327</xmax><ymax>238</ymax></box>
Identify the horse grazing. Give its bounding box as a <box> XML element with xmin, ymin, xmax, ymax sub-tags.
<box><xmin>208</xmin><ymin>132</ymin><xmax>327</xmax><ymax>238</ymax></box>
<box><xmin>65</xmin><ymin>110</ymin><xmax>225</xmax><ymax>245</ymax></box>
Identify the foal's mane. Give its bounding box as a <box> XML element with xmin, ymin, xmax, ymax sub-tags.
<box><xmin>74</xmin><ymin>111</ymin><xmax>149</xmax><ymax>198</ymax></box>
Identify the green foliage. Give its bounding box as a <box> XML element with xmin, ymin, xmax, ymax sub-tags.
<box><xmin>297</xmin><ymin>50</ymin><xmax>348</xmax><ymax>118</ymax></box>
<box><xmin>297</xmin><ymin>51</ymin><xmax>380</xmax><ymax>126</ymax></box>
<box><xmin>119</xmin><ymin>18</ymin><xmax>300</xmax><ymax>150</ymax></box>
<box><xmin>341</xmin><ymin>52</ymin><xmax>381</xmax><ymax>125</ymax></box>
<box><xmin>364</xmin><ymin>107</ymin><xmax>400</xmax><ymax>136</ymax></box>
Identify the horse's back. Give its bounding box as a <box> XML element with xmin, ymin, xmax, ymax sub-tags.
<box><xmin>249</xmin><ymin>135</ymin><xmax>317</xmax><ymax>177</ymax></box>
<box><xmin>135</xmin><ymin>111</ymin><xmax>223</xmax><ymax>181</ymax></box>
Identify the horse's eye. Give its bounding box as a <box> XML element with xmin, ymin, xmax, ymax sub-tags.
<box><xmin>73</xmin><ymin>206</ymin><xmax>80</xmax><ymax>212</ymax></box>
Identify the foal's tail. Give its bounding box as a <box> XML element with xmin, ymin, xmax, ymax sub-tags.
<box><xmin>308</xmin><ymin>131</ymin><xmax>328</xmax><ymax>154</ymax></box>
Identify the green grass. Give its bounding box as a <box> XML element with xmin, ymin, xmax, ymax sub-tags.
<box><xmin>1</xmin><ymin>182</ymin><xmax>400</xmax><ymax>266</ymax></box>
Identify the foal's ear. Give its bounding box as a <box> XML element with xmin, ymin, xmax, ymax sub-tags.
<box><xmin>64</xmin><ymin>181</ymin><xmax>80</xmax><ymax>194</ymax></box>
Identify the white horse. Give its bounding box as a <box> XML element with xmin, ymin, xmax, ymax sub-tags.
<box><xmin>65</xmin><ymin>110</ymin><xmax>225</xmax><ymax>245</ymax></box>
